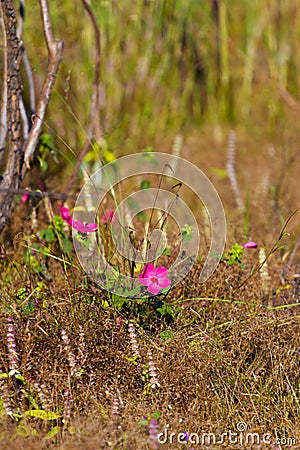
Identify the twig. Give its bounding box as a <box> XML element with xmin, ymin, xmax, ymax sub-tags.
<box><xmin>0</xmin><ymin>187</ymin><xmax>78</xmax><ymax>200</ymax></box>
<box><xmin>65</xmin><ymin>0</ymin><xmax>102</xmax><ymax>193</ymax></box>
<box><xmin>23</xmin><ymin>0</ymin><xmax>63</xmax><ymax>171</ymax></box>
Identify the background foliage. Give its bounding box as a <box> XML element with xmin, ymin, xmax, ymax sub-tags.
<box><xmin>21</xmin><ymin>0</ymin><xmax>300</xmax><ymax>160</ymax></box>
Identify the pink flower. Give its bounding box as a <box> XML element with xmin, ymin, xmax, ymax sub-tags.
<box><xmin>59</xmin><ymin>204</ymin><xmax>71</xmax><ymax>221</ymax></box>
<box><xmin>68</xmin><ymin>218</ymin><xmax>98</xmax><ymax>233</ymax></box>
<box><xmin>138</xmin><ymin>264</ymin><xmax>171</xmax><ymax>295</ymax></box>
<box><xmin>59</xmin><ymin>204</ymin><xmax>97</xmax><ymax>234</ymax></box>
<box><xmin>243</xmin><ymin>241</ymin><xmax>258</xmax><ymax>249</ymax></box>
<box><xmin>21</xmin><ymin>193</ymin><xmax>29</xmax><ymax>204</ymax></box>
<box><xmin>100</xmin><ymin>210</ymin><xmax>115</xmax><ymax>224</ymax></box>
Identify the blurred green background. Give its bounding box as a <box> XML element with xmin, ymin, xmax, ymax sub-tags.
<box><xmin>22</xmin><ymin>0</ymin><xmax>300</xmax><ymax>160</ymax></box>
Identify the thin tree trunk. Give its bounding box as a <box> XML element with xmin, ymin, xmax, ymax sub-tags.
<box><xmin>0</xmin><ymin>0</ymin><xmax>23</xmax><ymax>233</ymax></box>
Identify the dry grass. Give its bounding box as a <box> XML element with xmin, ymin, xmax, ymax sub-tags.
<box><xmin>0</xmin><ymin>127</ymin><xmax>300</xmax><ymax>448</ymax></box>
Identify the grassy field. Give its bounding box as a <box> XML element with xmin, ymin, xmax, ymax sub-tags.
<box><xmin>1</xmin><ymin>1</ymin><xmax>300</xmax><ymax>449</ymax></box>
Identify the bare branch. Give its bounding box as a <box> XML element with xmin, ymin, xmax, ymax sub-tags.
<box><xmin>16</xmin><ymin>0</ymin><xmax>35</xmax><ymax>143</ymax></box>
<box><xmin>17</xmin><ymin>1</ymin><xmax>36</xmax><ymax>117</ymax></box>
<box><xmin>23</xmin><ymin>50</ymin><xmax>36</xmax><ymax>116</ymax></box>
<box><xmin>20</xmin><ymin>98</ymin><xmax>29</xmax><ymax>141</ymax></box>
<box><xmin>23</xmin><ymin>0</ymin><xmax>63</xmax><ymax>171</ymax></box>
<box><xmin>0</xmin><ymin>187</ymin><xmax>79</xmax><ymax>200</ymax></box>
<box><xmin>16</xmin><ymin>0</ymin><xmax>25</xmax><ymax>38</ymax></box>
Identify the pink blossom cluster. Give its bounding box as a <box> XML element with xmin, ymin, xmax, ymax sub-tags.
<box><xmin>59</xmin><ymin>204</ymin><xmax>98</xmax><ymax>233</ymax></box>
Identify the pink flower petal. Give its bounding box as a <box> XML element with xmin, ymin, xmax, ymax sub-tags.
<box><xmin>59</xmin><ymin>204</ymin><xmax>71</xmax><ymax>221</ymax></box>
<box><xmin>21</xmin><ymin>193</ymin><xmax>29</xmax><ymax>204</ymax></box>
<box><xmin>243</xmin><ymin>241</ymin><xmax>258</xmax><ymax>249</ymax></box>
<box><xmin>147</xmin><ymin>282</ymin><xmax>161</xmax><ymax>295</ymax></box>
<box><xmin>145</xmin><ymin>264</ymin><xmax>157</xmax><ymax>277</ymax></box>
<box><xmin>140</xmin><ymin>264</ymin><xmax>155</xmax><ymax>279</ymax></box>
<box><xmin>155</xmin><ymin>266</ymin><xmax>168</xmax><ymax>278</ymax></box>
<box><xmin>158</xmin><ymin>277</ymin><xmax>171</xmax><ymax>289</ymax></box>
<box><xmin>85</xmin><ymin>223</ymin><xmax>98</xmax><ymax>232</ymax></box>
<box><xmin>101</xmin><ymin>210</ymin><xmax>115</xmax><ymax>224</ymax></box>
<box><xmin>138</xmin><ymin>274</ymin><xmax>152</xmax><ymax>286</ymax></box>
<box><xmin>68</xmin><ymin>219</ymin><xmax>85</xmax><ymax>233</ymax></box>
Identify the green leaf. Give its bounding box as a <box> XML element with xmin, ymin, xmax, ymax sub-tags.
<box><xmin>157</xmin><ymin>302</ymin><xmax>174</xmax><ymax>318</ymax></box>
<box><xmin>67</xmin><ymin>425</ymin><xmax>78</xmax><ymax>434</ymax></box>
<box><xmin>136</xmin><ymin>211</ymin><xmax>147</xmax><ymax>222</ymax></box>
<box><xmin>126</xmin><ymin>356</ymin><xmax>139</xmax><ymax>366</ymax></box>
<box><xmin>181</xmin><ymin>224</ymin><xmax>194</xmax><ymax>242</ymax></box>
<box><xmin>24</xmin><ymin>410</ymin><xmax>61</xmax><ymax>420</ymax></box>
<box><xmin>53</xmin><ymin>215</ymin><xmax>64</xmax><ymax>230</ymax></box>
<box><xmin>139</xmin><ymin>419</ymin><xmax>149</xmax><ymax>426</ymax></box>
<box><xmin>0</xmin><ymin>372</ymin><xmax>9</xmax><ymax>379</ymax></box>
<box><xmin>137</xmin><ymin>150</ymin><xmax>158</xmax><ymax>165</ymax></box>
<box><xmin>75</xmin><ymin>234</ymin><xmax>92</xmax><ymax>250</ymax></box>
<box><xmin>226</xmin><ymin>243</ymin><xmax>244</xmax><ymax>266</ymax></box>
<box><xmin>181</xmin><ymin>232</ymin><xmax>193</xmax><ymax>242</ymax></box>
<box><xmin>22</xmin><ymin>299</ymin><xmax>35</xmax><ymax>316</ymax></box>
<box><xmin>159</xmin><ymin>330</ymin><xmax>174</xmax><ymax>343</ymax></box>
<box><xmin>37</xmin><ymin>156</ymin><xmax>48</xmax><ymax>172</ymax></box>
<box><xmin>44</xmin><ymin>426</ymin><xmax>60</xmax><ymax>439</ymax></box>
<box><xmin>210</xmin><ymin>167</ymin><xmax>228</xmax><ymax>178</ymax></box>
<box><xmin>39</xmin><ymin>133</ymin><xmax>52</xmax><ymax>149</ymax></box>
<box><xmin>140</xmin><ymin>180</ymin><xmax>151</xmax><ymax>189</ymax></box>
<box><xmin>17</xmin><ymin>287</ymin><xmax>28</xmax><ymax>300</ymax></box>
<box><xmin>121</xmin><ymin>286</ymin><xmax>144</xmax><ymax>297</ymax></box>
<box><xmin>126</xmin><ymin>197</ymin><xmax>138</xmax><ymax>211</ymax></box>
<box><xmin>24</xmin><ymin>393</ymin><xmax>40</xmax><ymax>409</ymax></box>
<box><xmin>15</xmin><ymin>374</ymin><xmax>26</xmax><ymax>383</ymax></box>
<box><xmin>39</xmin><ymin>228</ymin><xmax>55</xmax><ymax>243</ymax></box>
<box><xmin>110</xmin><ymin>294</ymin><xmax>126</xmax><ymax>309</ymax></box>
<box><xmin>61</xmin><ymin>235</ymin><xmax>72</xmax><ymax>253</ymax></box>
